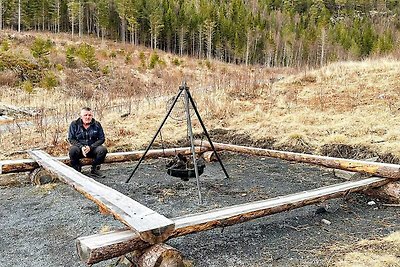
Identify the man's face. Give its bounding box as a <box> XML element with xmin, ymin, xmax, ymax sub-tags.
<box><xmin>80</xmin><ymin>109</ymin><xmax>93</xmax><ymax>125</ymax></box>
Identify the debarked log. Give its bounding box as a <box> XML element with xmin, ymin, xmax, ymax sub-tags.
<box><xmin>29</xmin><ymin>150</ymin><xmax>175</xmax><ymax>244</ymax></box>
<box><xmin>195</xmin><ymin>141</ymin><xmax>400</xmax><ymax>180</ymax></box>
<box><xmin>0</xmin><ymin>146</ymin><xmax>210</xmax><ymax>174</ymax></box>
<box><xmin>77</xmin><ymin>177</ymin><xmax>389</xmax><ymax>265</ymax></box>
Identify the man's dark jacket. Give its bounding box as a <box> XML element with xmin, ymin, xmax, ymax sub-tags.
<box><xmin>68</xmin><ymin>118</ymin><xmax>105</xmax><ymax>149</ymax></box>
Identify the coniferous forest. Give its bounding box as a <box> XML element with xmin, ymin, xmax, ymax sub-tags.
<box><xmin>1</xmin><ymin>0</ymin><xmax>400</xmax><ymax>67</ymax></box>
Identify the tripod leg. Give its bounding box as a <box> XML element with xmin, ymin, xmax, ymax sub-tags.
<box><xmin>125</xmin><ymin>89</ymin><xmax>184</xmax><ymax>183</ymax></box>
<box><xmin>184</xmin><ymin>90</ymin><xmax>202</xmax><ymax>204</ymax></box>
<box><xmin>186</xmin><ymin>90</ymin><xmax>230</xmax><ymax>179</ymax></box>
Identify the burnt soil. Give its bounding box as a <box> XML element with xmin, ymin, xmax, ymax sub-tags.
<box><xmin>1</xmin><ymin>151</ymin><xmax>399</xmax><ymax>267</ymax></box>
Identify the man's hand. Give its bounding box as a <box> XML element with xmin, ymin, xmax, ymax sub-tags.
<box><xmin>82</xmin><ymin>146</ymin><xmax>90</xmax><ymax>157</ymax></box>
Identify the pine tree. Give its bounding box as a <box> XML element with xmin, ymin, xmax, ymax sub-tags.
<box><xmin>68</xmin><ymin>0</ymin><xmax>80</xmax><ymax>37</ymax></box>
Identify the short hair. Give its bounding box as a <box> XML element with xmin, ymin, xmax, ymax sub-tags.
<box><xmin>81</xmin><ymin>107</ymin><xmax>92</xmax><ymax>112</ymax></box>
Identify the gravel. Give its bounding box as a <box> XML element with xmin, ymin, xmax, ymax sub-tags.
<box><xmin>1</xmin><ymin>152</ymin><xmax>399</xmax><ymax>266</ymax></box>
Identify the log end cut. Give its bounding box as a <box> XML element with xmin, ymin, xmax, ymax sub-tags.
<box><xmin>364</xmin><ymin>181</ymin><xmax>400</xmax><ymax>203</ymax></box>
<box><xmin>137</xmin><ymin>244</ymin><xmax>184</xmax><ymax>267</ymax></box>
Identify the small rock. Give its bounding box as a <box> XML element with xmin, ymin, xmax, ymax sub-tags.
<box><xmin>321</xmin><ymin>219</ymin><xmax>331</xmax><ymax>225</ymax></box>
<box><xmin>315</xmin><ymin>207</ymin><xmax>327</xmax><ymax>214</ymax></box>
<box><xmin>368</xmin><ymin>201</ymin><xmax>376</xmax><ymax>206</ymax></box>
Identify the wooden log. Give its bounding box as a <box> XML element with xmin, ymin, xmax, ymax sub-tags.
<box><xmin>0</xmin><ymin>146</ymin><xmax>210</xmax><ymax>174</ymax></box>
<box><xmin>137</xmin><ymin>244</ymin><xmax>184</xmax><ymax>267</ymax></box>
<box><xmin>202</xmin><ymin>151</ymin><xmax>216</xmax><ymax>162</ymax></box>
<box><xmin>195</xmin><ymin>141</ymin><xmax>400</xmax><ymax>180</ymax></box>
<box><xmin>117</xmin><ymin>244</ymin><xmax>184</xmax><ymax>267</ymax></box>
<box><xmin>29</xmin><ymin>167</ymin><xmax>57</xmax><ymax>185</ymax></box>
<box><xmin>77</xmin><ymin>177</ymin><xmax>389</xmax><ymax>264</ymax></box>
<box><xmin>28</xmin><ymin>150</ymin><xmax>175</xmax><ymax>244</ymax></box>
<box><xmin>333</xmin><ymin>157</ymin><xmax>379</xmax><ymax>181</ymax></box>
<box><xmin>77</xmin><ymin>230</ymin><xmax>148</xmax><ymax>265</ymax></box>
<box><xmin>364</xmin><ymin>181</ymin><xmax>400</xmax><ymax>203</ymax></box>
<box><xmin>332</xmin><ymin>157</ymin><xmax>399</xmax><ymax>203</ymax></box>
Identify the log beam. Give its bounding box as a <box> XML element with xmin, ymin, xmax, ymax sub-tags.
<box><xmin>28</xmin><ymin>150</ymin><xmax>175</xmax><ymax>244</ymax></box>
<box><xmin>77</xmin><ymin>177</ymin><xmax>389</xmax><ymax>264</ymax></box>
<box><xmin>0</xmin><ymin>146</ymin><xmax>209</xmax><ymax>174</ymax></box>
<box><xmin>195</xmin><ymin>141</ymin><xmax>400</xmax><ymax>180</ymax></box>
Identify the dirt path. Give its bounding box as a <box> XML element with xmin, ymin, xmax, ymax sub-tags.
<box><xmin>1</xmin><ymin>152</ymin><xmax>399</xmax><ymax>266</ymax></box>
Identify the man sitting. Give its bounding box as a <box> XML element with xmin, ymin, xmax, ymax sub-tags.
<box><xmin>68</xmin><ymin>107</ymin><xmax>107</xmax><ymax>178</ymax></box>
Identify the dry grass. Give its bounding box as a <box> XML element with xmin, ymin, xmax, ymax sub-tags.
<box><xmin>1</xmin><ymin>31</ymin><xmax>400</xmax><ymax>266</ymax></box>
<box><xmin>328</xmin><ymin>231</ymin><xmax>400</xmax><ymax>267</ymax></box>
<box><xmin>1</xmin><ymin>31</ymin><xmax>400</xmax><ymax>162</ymax></box>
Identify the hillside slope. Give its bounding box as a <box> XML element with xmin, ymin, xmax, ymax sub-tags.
<box><xmin>0</xmin><ymin>31</ymin><xmax>399</xmax><ymax>163</ymax></box>
<box><xmin>0</xmin><ymin>31</ymin><xmax>399</xmax><ymax>267</ymax></box>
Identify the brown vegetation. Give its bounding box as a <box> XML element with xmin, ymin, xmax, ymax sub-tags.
<box><xmin>1</xmin><ymin>30</ymin><xmax>400</xmax><ymax>267</ymax></box>
<box><xmin>1</xmin><ymin>31</ymin><xmax>400</xmax><ymax>164</ymax></box>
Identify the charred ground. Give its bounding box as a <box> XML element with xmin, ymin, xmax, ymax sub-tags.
<box><xmin>1</xmin><ymin>149</ymin><xmax>399</xmax><ymax>267</ymax></box>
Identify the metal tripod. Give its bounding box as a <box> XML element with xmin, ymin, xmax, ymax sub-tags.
<box><xmin>125</xmin><ymin>81</ymin><xmax>229</xmax><ymax>204</ymax></box>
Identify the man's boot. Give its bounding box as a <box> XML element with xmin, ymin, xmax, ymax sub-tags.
<box><xmin>90</xmin><ymin>165</ymin><xmax>105</xmax><ymax>178</ymax></box>
<box><xmin>72</xmin><ymin>164</ymin><xmax>82</xmax><ymax>172</ymax></box>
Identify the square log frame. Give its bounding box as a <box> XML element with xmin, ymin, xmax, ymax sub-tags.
<box><xmin>26</xmin><ymin>140</ymin><xmax>400</xmax><ymax>265</ymax></box>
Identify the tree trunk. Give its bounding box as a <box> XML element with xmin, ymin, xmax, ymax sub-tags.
<box><xmin>42</xmin><ymin>1</ymin><xmax>45</xmax><ymax>31</ymax></box>
<box><xmin>29</xmin><ymin>167</ymin><xmax>57</xmax><ymax>185</ymax></box>
<box><xmin>0</xmin><ymin>0</ymin><xmax>3</xmax><ymax>30</ymax></box>
<box><xmin>333</xmin><ymin>157</ymin><xmax>399</xmax><ymax>202</ymax></box>
<box><xmin>121</xmin><ymin>18</ymin><xmax>126</xmax><ymax>43</ymax></box>
<box><xmin>198</xmin><ymin>26</ymin><xmax>202</xmax><ymax>58</ymax></box>
<box><xmin>78</xmin><ymin>0</ymin><xmax>83</xmax><ymax>37</ymax></box>
<box><xmin>72</xmin><ymin>15</ymin><xmax>75</xmax><ymax>37</ymax></box>
<box><xmin>320</xmin><ymin>27</ymin><xmax>326</xmax><ymax>66</ymax></box>
<box><xmin>57</xmin><ymin>0</ymin><xmax>60</xmax><ymax>33</ymax></box>
<box><xmin>18</xmin><ymin>0</ymin><xmax>21</xmax><ymax>32</ymax></box>
<box><xmin>245</xmin><ymin>31</ymin><xmax>251</xmax><ymax>66</ymax></box>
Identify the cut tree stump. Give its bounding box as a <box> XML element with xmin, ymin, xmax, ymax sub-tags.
<box><xmin>138</xmin><ymin>244</ymin><xmax>184</xmax><ymax>267</ymax></box>
<box><xmin>202</xmin><ymin>151</ymin><xmax>216</xmax><ymax>162</ymax></box>
<box><xmin>364</xmin><ymin>181</ymin><xmax>400</xmax><ymax>203</ymax></box>
<box><xmin>29</xmin><ymin>167</ymin><xmax>57</xmax><ymax>185</ymax></box>
<box><xmin>119</xmin><ymin>244</ymin><xmax>184</xmax><ymax>267</ymax></box>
